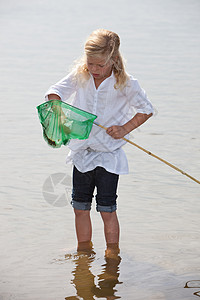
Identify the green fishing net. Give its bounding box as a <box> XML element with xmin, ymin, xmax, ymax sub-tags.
<box><xmin>37</xmin><ymin>100</ymin><xmax>97</xmax><ymax>148</ymax></box>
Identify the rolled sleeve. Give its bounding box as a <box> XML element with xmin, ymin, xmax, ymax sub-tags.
<box><xmin>45</xmin><ymin>71</ymin><xmax>77</xmax><ymax>102</ymax></box>
<box><xmin>127</xmin><ymin>76</ymin><xmax>154</xmax><ymax>115</ymax></box>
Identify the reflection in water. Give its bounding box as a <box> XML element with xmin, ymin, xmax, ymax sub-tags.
<box><xmin>65</xmin><ymin>247</ymin><xmax>122</xmax><ymax>300</ymax></box>
<box><xmin>184</xmin><ymin>280</ymin><xmax>200</xmax><ymax>297</ymax></box>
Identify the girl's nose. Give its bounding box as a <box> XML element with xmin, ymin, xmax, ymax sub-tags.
<box><xmin>91</xmin><ymin>65</ymin><xmax>98</xmax><ymax>72</ymax></box>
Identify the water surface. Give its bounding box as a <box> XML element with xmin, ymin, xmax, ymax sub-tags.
<box><xmin>0</xmin><ymin>0</ymin><xmax>200</xmax><ymax>299</ymax></box>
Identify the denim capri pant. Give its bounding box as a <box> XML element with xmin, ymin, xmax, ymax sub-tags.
<box><xmin>71</xmin><ymin>166</ymin><xmax>119</xmax><ymax>212</ymax></box>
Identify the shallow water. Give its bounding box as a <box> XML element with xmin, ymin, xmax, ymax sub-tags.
<box><xmin>0</xmin><ymin>0</ymin><xmax>200</xmax><ymax>299</ymax></box>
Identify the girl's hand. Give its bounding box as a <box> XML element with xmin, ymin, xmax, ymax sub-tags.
<box><xmin>106</xmin><ymin>125</ymin><xmax>128</xmax><ymax>139</ymax></box>
<box><xmin>106</xmin><ymin>113</ymin><xmax>152</xmax><ymax>139</ymax></box>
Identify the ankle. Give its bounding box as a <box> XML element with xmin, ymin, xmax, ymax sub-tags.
<box><xmin>105</xmin><ymin>243</ymin><xmax>120</xmax><ymax>257</ymax></box>
<box><xmin>77</xmin><ymin>240</ymin><xmax>93</xmax><ymax>252</ymax></box>
<box><xmin>107</xmin><ymin>242</ymin><xmax>119</xmax><ymax>250</ymax></box>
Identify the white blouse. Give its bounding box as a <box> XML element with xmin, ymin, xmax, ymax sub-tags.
<box><xmin>45</xmin><ymin>71</ymin><xmax>154</xmax><ymax>174</ymax></box>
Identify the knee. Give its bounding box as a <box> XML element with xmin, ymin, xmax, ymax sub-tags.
<box><xmin>74</xmin><ymin>209</ymin><xmax>90</xmax><ymax>217</ymax></box>
<box><xmin>101</xmin><ymin>211</ymin><xmax>117</xmax><ymax>222</ymax></box>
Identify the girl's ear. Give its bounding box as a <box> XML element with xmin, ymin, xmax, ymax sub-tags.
<box><xmin>113</xmin><ymin>56</ymin><xmax>119</xmax><ymax>63</ymax></box>
<box><xmin>112</xmin><ymin>56</ymin><xmax>118</xmax><ymax>67</ymax></box>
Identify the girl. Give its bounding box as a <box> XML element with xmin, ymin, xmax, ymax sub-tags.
<box><xmin>45</xmin><ymin>29</ymin><xmax>154</xmax><ymax>256</ymax></box>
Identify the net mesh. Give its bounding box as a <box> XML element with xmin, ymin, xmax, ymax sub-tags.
<box><xmin>37</xmin><ymin>100</ymin><xmax>97</xmax><ymax>148</ymax></box>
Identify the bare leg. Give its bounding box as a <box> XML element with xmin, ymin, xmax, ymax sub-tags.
<box><xmin>74</xmin><ymin>209</ymin><xmax>92</xmax><ymax>251</ymax></box>
<box><xmin>100</xmin><ymin>211</ymin><xmax>120</xmax><ymax>244</ymax></box>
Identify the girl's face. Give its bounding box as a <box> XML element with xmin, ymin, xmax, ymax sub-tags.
<box><xmin>86</xmin><ymin>56</ymin><xmax>113</xmax><ymax>81</ymax></box>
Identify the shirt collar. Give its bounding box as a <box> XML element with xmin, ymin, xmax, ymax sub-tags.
<box><xmin>89</xmin><ymin>71</ymin><xmax>115</xmax><ymax>80</ymax></box>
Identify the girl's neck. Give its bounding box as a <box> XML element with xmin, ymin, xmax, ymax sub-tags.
<box><xmin>93</xmin><ymin>71</ymin><xmax>112</xmax><ymax>89</ymax></box>
<box><xmin>94</xmin><ymin>78</ymin><xmax>105</xmax><ymax>89</ymax></box>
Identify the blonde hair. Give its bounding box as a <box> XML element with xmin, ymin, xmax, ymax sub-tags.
<box><xmin>73</xmin><ymin>29</ymin><xmax>129</xmax><ymax>89</ymax></box>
